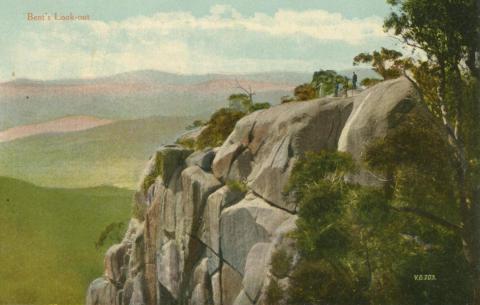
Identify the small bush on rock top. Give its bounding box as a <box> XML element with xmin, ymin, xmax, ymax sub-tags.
<box><xmin>196</xmin><ymin>108</ymin><xmax>245</xmax><ymax>149</ymax></box>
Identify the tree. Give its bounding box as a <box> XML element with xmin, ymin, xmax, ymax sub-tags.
<box><xmin>311</xmin><ymin>70</ymin><xmax>343</xmax><ymax>97</ymax></box>
<box><xmin>353</xmin><ymin>47</ymin><xmax>404</xmax><ymax>80</ymax></box>
<box><xmin>228</xmin><ymin>93</ymin><xmax>254</xmax><ymax>112</ymax></box>
<box><xmin>229</xmin><ymin>79</ymin><xmax>271</xmax><ymax>113</ymax></box>
<box><xmin>383</xmin><ymin>0</ymin><xmax>480</xmax><ymax>303</ymax></box>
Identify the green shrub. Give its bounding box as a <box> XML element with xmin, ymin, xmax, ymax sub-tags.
<box><xmin>142</xmin><ymin>153</ymin><xmax>164</xmax><ymax>193</ymax></box>
<box><xmin>141</xmin><ymin>148</ymin><xmax>192</xmax><ymax>193</ymax></box>
<box><xmin>265</xmin><ymin>278</ymin><xmax>284</xmax><ymax>305</ymax></box>
<box><xmin>285</xmin><ymin>150</ymin><xmax>355</xmax><ymax>201</ymax></box>
<box><xmin>95</xmin><ymin>221</ymin><xmax>126</xmax><ymax>249</ymax></box>
<box><xmin>284</xmin><ymin>125</ymin><xmax>472</xmax><ymax>304</ymax></box>
<box><xmin>176</xmin><ymin>137</ymin><xmax>195</xmax><ymax>150</ymax></box>
<box><xmin>226</xmin><ymin>179</ymin><xmax>248</xmax><ymax>193</ymax></box>
<box><xmin>142</xmin><ymin>175</ymin><xmax>156</xmax><ymax>194</ymax></box>
<box><xmin>250</xmin><ymin>102</ymin><xmax>271</xmax><ymax>111</ymax></box>
<box><xmin>287</xmin><ymin>260</ymin><xmax>363</xmax><ymax>305</ymax></box>
<box><xmin>196</xmin><ymin>108</ymin><xmax>245</xmax><ymax>149</ymax></box>
<box><xmin>293</xmin><ymin>83</ymin><xmax>316</xmax><ymax>101</ymax></box>
<box><xmin>270</xmin><ymin>249</ymin><xmax>292</xmax><ymax>279</ymax></box>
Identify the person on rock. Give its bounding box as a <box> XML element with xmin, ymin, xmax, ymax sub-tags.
<box><xmin>352</xmin><ymin>72</ymin><xmax>358</xmax><ymax>90</ymax></box>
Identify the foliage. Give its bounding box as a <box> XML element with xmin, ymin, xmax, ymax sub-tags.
<box><xmin>141</xmin><ymin>153</ymin><xmax>164</xmax><ymax>193</ymax></box>
<box><xmin>186</xmin><ymin>119</ymin><xmax>206</xmax><ymax>130</ymax></box>
<box><xmin>285</xmin><ymin>150</ymin><xmax>356</xmax><ymax>202</ymax></box>
<box><xmin>142</xmin><ymin>174</ymin><xmax>157</xmax><ymax>194</ymax></box>
<box><xmin>176</xmin><ymin>137</ymin><xmax>196</xmax><ymax>150</ymax></box>
<box><xmin>385</xmin><ymin>0</ymin><xmax>479</xmax><ymax>75</ymax></box>
<box><xmin>95</xmin><ymin>221</ymin><xmax>126</xmax><ymax>249</ymax></box>
<box><xmin>266</xmin><ymin>278</ymin><xmax>284</xmax><ymax>305</ymax></box>
<box><xmin>184</xmin><ymin>91</ymin><xmax>270</xmax><ymax>150</ymax></box>
<box><xmin>284</xmin><ymin>144</ymin><xmax>472</xmax><ymax>304</ymax></box>
<box><xmin>229</xmin><ymin>93</ymin><xmax>271</xmax><ymax>113</ymax></box>
<box><xmin>250</xmin><ymin>102</ymin><xmax>271</xmax><ymax>112</ymax></box>
<box><xmin>288</xmin><ymin>260</ymin><xmax>363</xmax><ymax>305</ymax></box>
<box><xmin>293</xmin><ymin>83</ymin><xmax>316</xmax><ymax>101</ymax></box>
<box><xmin>353</xmin><ymin>47</ymin><xmax>404</xmax><ymax>80</ymax></box>
<box><xmin>229</xmin><ymin>93</ymin><xmax>254</xmax><ymax>112</ymax></box>
<box><xmin>383</xmin><ymin>1</ymin><xmax>480</xmax><ymax>301</ymax></box>
<box><xmin>311</xmin><ymin>70</ymin><xmax>345</xmax><ymax>97</ymax></box>
<box><xmin>196</xmin><ymin>108</ymin><xmax>245</xmax><ymax>149</ymax></box>
<box><xmin>270</xmin><ymin>249</ymin><xmax>292</xmax><ymax>279</ymax></box>
<box><xmin>226</xmin><ymin>179</ymin><xmax>248</xmax><ymax>194</ymax></box>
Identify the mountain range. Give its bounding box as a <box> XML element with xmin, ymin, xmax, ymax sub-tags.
<box><xmin>0</xmin><ymin>69</ymin><xmax>376</xmax><ymax>130</ymax></box>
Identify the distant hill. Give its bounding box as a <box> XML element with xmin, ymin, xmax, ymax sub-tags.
<box><xmin>0</xmin><ymin>176</ymin><xmax>132</xmax><ymax>305</ymax></box>
<box><xmin>0</xmin><ymin>71</ymin><xmax>304</xmax><ymax>130</ymax></box>
<box><xmin>0</xmin><ymin>69</ymin><xmax>376</xmax><ymax>130</ymax></box>
<box><xmin>0</xmin><ymin>115</ymin><xmax>196</xmax><ymax>189</ymax></box>
<box><xmin>0</xmin><ymin>115</ymin><xmax>114</xmax><ymax>142</ymax></box>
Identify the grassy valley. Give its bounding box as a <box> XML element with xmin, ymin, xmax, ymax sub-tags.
<box><xmin>0</xmin><ymin>176</ymin><xmax>132</xmax><ymax>304</ymax></box>
<box><xmin>0</xmin><ymin>115</ymin><xmax>195</xmax><ymax>189</ymax></box>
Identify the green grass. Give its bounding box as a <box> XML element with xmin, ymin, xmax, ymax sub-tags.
<box><xmin>0</xmin><ymin>115</ymin><xmax>196</xmax><ymax>189</ymax></box>
<box><xmin>0</xmin><ymin>176</ymin><xmax>132</xmax><ymax>305</ymax></box>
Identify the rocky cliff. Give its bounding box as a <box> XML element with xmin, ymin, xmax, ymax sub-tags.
<box><xmin>86</xmin><ymin>77</ymin><xmax>420</xmax><ymax>305</ymax></box>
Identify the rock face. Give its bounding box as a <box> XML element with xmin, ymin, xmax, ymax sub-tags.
<box><xmin>338</xmin><ymin>77</ymin><xmax>421</xmax><ymax>185</ymax></box>
<box><xmin>87</xmin><ymin>77</ymin><xmax>420</xmax><ymax>305</ymax></box>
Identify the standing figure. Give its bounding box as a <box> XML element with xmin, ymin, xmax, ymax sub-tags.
<box><xmin>352</xmin><ymin>72</ymin><xmax>358</xmax><ymax>90</ymax></box>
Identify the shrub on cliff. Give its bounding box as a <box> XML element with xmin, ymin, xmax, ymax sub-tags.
<box><xmin>196</xmin><ymin>108</ymin><xmax>245</xmax><ymax>149</ymax></box>
<box><xmin>95</xmin><ymin>221</ymin><xmax>126</xmax><ymax>249</ymax></box>
<box><xmin>226</xmin><ymin>179</ymin><xmax>248</xmax><ymax>194</ymax></box>
<box><xmin>182</xmin><ymin>96</ymin><xmax>270</xmax><ymax>150</ymax></box>
<box><xmin>293</xmin><ymin>83</ymin><xmax>316</xmax><ymax>101</ymax></box>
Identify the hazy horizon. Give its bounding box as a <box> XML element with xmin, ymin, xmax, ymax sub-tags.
<box><xmin>2</xmin><ymin>67</ymin><xmax>376</xmax><ymax>83</ymax></box>
<box><xmin>0</xmin><ymin>1</ymin><xmax>401</xmax><ymax>82</ymax></box>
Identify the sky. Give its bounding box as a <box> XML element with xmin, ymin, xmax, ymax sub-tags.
<box><xmin>0</xmin><ymin>0</ymin><xmax>403</xmax><ymax>81</ymax></box>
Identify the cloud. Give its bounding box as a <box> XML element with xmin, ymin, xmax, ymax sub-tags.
<box><xmin>5</xmin><ymin>5</ymin><xmax>390</xmax><ymax>80</ymax></box>
<box><xmin>91</xmin><ymin>5</ymin><xmax>385</xmax><ymax>44</ymax></box>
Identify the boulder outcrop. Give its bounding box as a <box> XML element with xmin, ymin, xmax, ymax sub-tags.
<box><xmin>87</xmin><ymin>77</ymin><xmax>420</xmax><ymax>305</ymax></box>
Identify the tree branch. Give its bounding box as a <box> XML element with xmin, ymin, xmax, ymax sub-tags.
<box><xmin>235</xmin><ymin>78</ymin><xmax>256</xmax><ymax>101</ymax></box>
<box><xmin>391</xmin><ymin>205</ymin><xmax>462</xmax><ymax>232</ymax></box>
<box><xmin>388</xmin><ymin>35</ymin><xmax>424</xmax><ymax>52</ymax></box>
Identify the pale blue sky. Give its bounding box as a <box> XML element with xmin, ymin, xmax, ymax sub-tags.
<box><xmin>0</xmin><ymin>0</ymin><xmax>402</xmax><ymax>81</ymax></box>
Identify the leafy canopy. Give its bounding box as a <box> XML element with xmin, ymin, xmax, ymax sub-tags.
<box><xmin>353</xmin><ymin>47</ymin><xmax>404</xmax><ymax>80</ymax></box>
